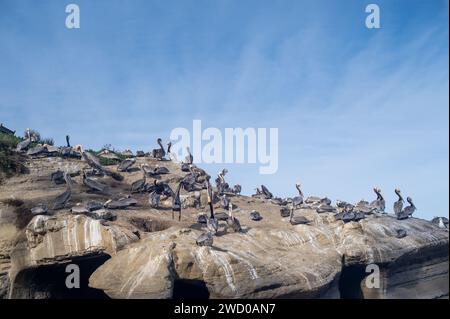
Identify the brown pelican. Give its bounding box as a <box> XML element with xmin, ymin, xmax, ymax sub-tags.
<box><xmin>280</xmin><ymin>207</ymin><xmax>290</xmax><ymax>217</ymax></box>
<box><xmin>197</xmin><ymin>214</ymin><xmax>208</xmax><ymax>224</ymax></box>
<box><xmin>196</xmin><ymin>232</ymin><xmax>213</xmax><ymax>246</ymax></box>
<box><xmin>149</xmin><ymin>191</ymin><xmax>160</xmax><ymax>208</ymax></box>
<box><xmin>220</xmin><ymin>194</ymin><xmax>230</xmax><ymax>209</ymax></box>
<box><xmin>252</xmin><ymin>188</ymin><xmax>263</xmax><ymax>197</ymax></box>
<box><xmin>184</xmin><ymin>146</ymin><xmax>193</xmax><ymax>164</ymax></box>
<box><xmin>250</xmin><ymin>210</ymin><xmax>263</xmax><ymax>221</ymax></box>
<box><xmin>205</xmin><ymin>180</ymin><xmax>218</xmax><ymax>235</ymax></box>
<box><xmin>131</xmin><ymin>165</ymin><xmax>147</xmax><ymax>193</ymax></box>
<box><xmin>233</xmin><ymin>184</ymin><xmax>242</xmax><ymax>195</ymax></box>
<box><xmin>66</xmin><ymin>135</ymin><xmax>71</xmax><ymax>147</ymax></box>
<box><xmin>104</xmin><ymin>196</ymin><xmax>138</xmax><ymax>209</ymax></box>
<box><xmin>336</xmin><ymin>200</ymin><xmax>350</xmax><ymax>208</ymax></box>
<box><xmin>396</xmin><ymin>197</ymin><xmax>416</xmax><ymax>220</ymax></box>
<box><xmin>82</xmin><ymin>169</ymin><xmax>110</xmax><ymax>194</ymax></box>
<box><xmin>396</xmin><ymin>229</ymin><xmax>407</xmax><ymax>238</ymax></box>
<box><xmin>16</xmin><ymin>129</ymin><xmax>34</xmax><ymax>152</ymax></box>
<box><xmin>305</xmin><ymin>196</ymin><xmax>322</xmax><ymax>204</ymax></box>
<box><xmin>167</xmin><ymin>142</ymin><xmax>178</xmax><ymax>162</ymax></box>
<box><xmin>31</xmin><ymin>204</ymin><xmax>48</xmax><ymax>216</ymax></box>
<box><xmin>261</xmin><ymin>185</ymin><xmax>273</xmax><ymax>199</ymax></box>
<box><xmin>117</xmin><ymin>158</ymin><xmax>136</xmax><ymax>172</ymax></box>
<box><xmin>289</xmin><ymin>207</ymin><xmax>310</xmax><ymax>225</ymax></box>
<box><xmin>51</xmin><ymin>170</ymin><xmax>65</xmax><ymax>185</ymax></box>
<box><xmin>394</xmin><ymin>188</ymin><xmax>404</xmax><ymax>215</ymax></box>
<box><xmin>152</xmin><ymin>138</ymin><xmax>166</xmax><ymax>160</ymax></box>
<box><xmin>316</xmin><ymin>198</ymin><xmax>336</xmax><ymax>213</ymax></box>
<box><xmin>53</xmin><ymin>172</ymin><xmax>73</xmax><ymax>210</ymax></box>
<box><xmin>227</xmin><ymin>202</ymin><xmax>241</xmax><ymax>232</ymax></box>
<box><xmin>172</xmin><ymin>181</ymin><xmax>184</xmax><ymax>221</ymax></box>
<box><xmin>147</xmin><ymin>179</ymin><xmax>174</xmax><ymax>197</ymax></box>
<box><xmin>292</xmin><ymin>182</ymin><xmax>304</xmax><ymax>208</ymax></box>
<box><xmin>75</xmin><ymin>145</ymin><xmax>123</xmax><ymax>181</ymax></box>
<box><xmin>215</xmin><ymin>169</ymin><xmax>229</xmax><ymax>194</ymax></box>
<box><xmin>153</xmin><ymin>165</ymin><xmax>170</xmax><ymax>175</ymax></box>
<box><xmin>370</xmin><ymin>187</ymin><xmax>386</xmax><ymax>212</ymax></box>
<box><xmin>403</xmin><ymin>197</ymin><xmax>416</xmax><ymax>216</ymax></box>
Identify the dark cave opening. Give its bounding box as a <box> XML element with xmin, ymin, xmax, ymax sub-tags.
<box><xmin>173</xmin><ymin>279</ymin><xmax>210</xmax><ymax>299</ymax></box>
<box><xmin>11</xmin><ymin>254</ymin><xmax>111</xmax><ymax>299</ymax></box>
<box><xmin>338</xmin><ymin>265</ymin><xmax>367</xmax><ymax>299</ymax></box>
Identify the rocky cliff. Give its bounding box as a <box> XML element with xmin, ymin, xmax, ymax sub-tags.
<box><xmin>0</xmin><ymin>155</ymin><xmax>448</xmax><ymax>299</ymax></box>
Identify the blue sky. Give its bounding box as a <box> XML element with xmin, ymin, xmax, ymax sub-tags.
<box><xmin>0</xmin><ymin>0</ymin><xmax>448</xmax><ymax>219</ymax></box>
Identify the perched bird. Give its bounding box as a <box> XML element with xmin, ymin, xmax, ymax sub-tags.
<box><xmin>53</xmin><ymin>172</ymin><xmax>73</xmax><ymax>210</ymax></box>
<box><xmin>196</xmin><ymin>232</ymin><xmax>213</xmax><ymax>247</ymax></box>
<box><xmin>152</xmin><ymin>138</ymin><xmax>166</xmax><ymax>160</ymax></box>
<box><xmin>227</xmin><ymin>202</ymin><xmax>242</xmax><ymax>232</ymax></box>
<box><xmin>397</xmin><ymin>197</ymin><xmax>416</xmax><ymax>220</ymax></box>
<box><xmin>289</xmin><ymin>207</ymin><xmax>310</xmax><ymax>225</ymax></box>
<box><xmin>172</xmin><ymin>181</ymin><xmax>184</xmax><ymax>221</ymax></box>
<box><xmin>220</xmin><ymin>195</ymin><xmax>230</xmax><ymax>209</ymax></box>
<box><xmin>131</xmin><ymin>165</ymin><xmax>147</xmax><ymax>193</ymax></box>
<box><xmin>250</xmin><ymin>210</ymin><xmax>263</xmax><ymax>221</ymax></box>
<box><xmin>393</xmin><ymin>188</ymin><xmax>404</xmax><ymax>215</ymax></box>
<box><xmin>370</xmin><ymin>187</ymin><xmax>386</xmax><ymax>213</ymax></box>
<box><xmin>117</xmin><ymin>158</ymin><xmax>136</xmax><ymax>172</ymax></box>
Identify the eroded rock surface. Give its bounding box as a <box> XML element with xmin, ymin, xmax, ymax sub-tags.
<box><xmin>0</xmin><ymin>156</ymin><xmax>448</xmax><ymax>299</ymax></box>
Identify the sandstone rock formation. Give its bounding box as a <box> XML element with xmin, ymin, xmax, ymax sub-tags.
<box><xmin>0</xmin><ymin>155</ymin><xmax>448</xmax><ymax>299</ymax></box>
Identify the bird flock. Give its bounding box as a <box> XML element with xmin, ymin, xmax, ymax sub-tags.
<box><xmin>13</xmin><ymin>134</ymin><xmax>448</xmax><ymax>249</ymax></box>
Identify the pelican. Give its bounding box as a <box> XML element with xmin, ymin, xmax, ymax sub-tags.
<box><xmin>167</xmin><ymin>142</ymin><xmax>178</xmax><ymax>162</ymax></box>
<box><xmin>396</xmin><ymin>197</ymin><xmax>416</xmax><ymax>220</ymax></box>
<box><xmin>51</xmin><ymin>170</ymin><xmax>65</xmax><ymax>185</ymax></box>
<box><xmin>205</xmin><ymin>180</ymin><xmax>218</xmax><ymax>235</ymax></box>
<box><xmin>153</xmin><ymin>165</ymin><xmax>170</xmax><ymax>175</ymax></box>
<box><xmin>250</xmin><ymin>210</ymin><xmax>263</xmax><ymax>221</ymax></box>
<box><xmin>227</xmin><ymin>202</ymin><xmax>241</xmax><ymax>232</ymax></box>
<box><xmin>53</xmin><ymin>172</ymin><xmax>73</xmax><ymax>210</ymax></box>
<box><xmin>149</xmin><ymin>191</ymin><xmax>160</xmax><ymax>208</ymax></box>
<box><xmin>370</xmin><ymin>187</ymin><xmax>386</xmax><ymax>213</ymax></box>
<box><xmin>197</xmin><ymin>214</ymin><xmax>208</xmax><ymax>224</ymax></box>
<box><xmin>289</xmin><ymin>207</ymin><xmax>310</xmax><ymax>225</ymax></box>
<box><xmin>117</xmin><ymin>158</ymin><xmax>136</xmax><ymax>172</ymax></box>
<box><xmin>75</xmin><ymin>145</ymin><xmax>123</xmax><ymax>181</ymax></box>
<box><xmin>172</xmin><ymin>181</ymin><xmax>184</xmax><ymax>221</ymax></box>
<box><xmin>396</xmin><ymin>229</ymin><xmax>407</xmax><ymax>239</ymax></box>
<box><xmin>82</xmin><ymin>169</ymin><xmax>110</xmax><ymax>194</ymax></box>
<box><xmin>66</xmin><ymin>135</ymin><xmax>71</xmax><ymax>147</ymax></box>
<box><xmin>233</xmin><ymin>184</ymin><xmax>242</xmax><ymax>195</ymax></box>
<box><xmin>280</xmin><ymin>207</ymin><xmax>290</xmax><ymax>217</ymax></box>
<box><xmin>16</xmin><ymin>128</ymin><xmax>34</xmax><ymax>152</ymax></box>
<box><xmin>147</xmin><ymin>179</ymin><xmax>174</xmax><ymax>197</ymax></box>
<box><xmin>393</xmin><ymin>188</ymin><xmax>404</xmax><ymax>215</ymax></box>
<box><xmin>131</xmin><ymin>165</ymin><xmax>147</xmax><ymax>193</ymax></box>
<box><xmin>316</xmin><ymin>200</ymin><xmax>336</xmax><ymax>213</ymax></box>
<box><xmin>31</xmin><ymin>204</ymin><xmax>48</xmax><ymax>216</ymax></box>
<box><xmin>216</xmin><ymin>169</ymin><xmax>228</xmax><ymax>194</ymax></box>
<box><xmin>291</xmin><ymin>182</ymin><xmax>304</xmax><ymax>208</ymax></box>
<box><xmin>151</xmin><ymin>138</ymin><xmax>166</xmax><ymax>160</ymax></box>
<box><xmin>184</xmin><ymin>146</ymin><xmax>193</xmax><ymax>164</ymax></box>
<box><xmin>220</xmin><ymin>195</ymin><xmax>230</xmax><ymax>209</ymax></box>
<box><xmin>261</xmin><ymin>185</ymin><xmax>273</xmax><ymax>199</ymax></box>
<box><xmin>403</xmin><ymin>197</ymin><xmax>416</xmax><ymax>217</ymax></box>
<box><xmin>196</xmin><ymin>232</ymin><xmax>213</xmax><ymax>246</ymax></box>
